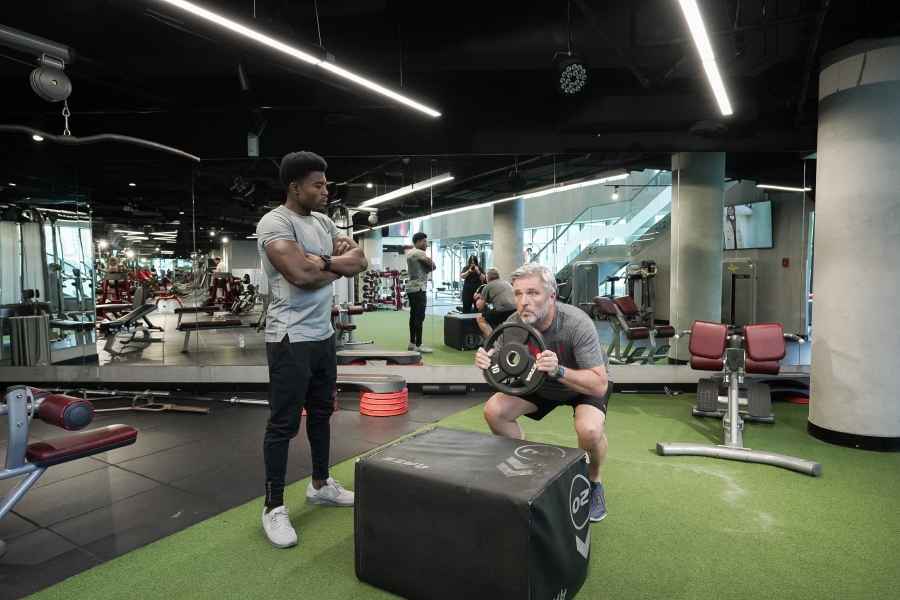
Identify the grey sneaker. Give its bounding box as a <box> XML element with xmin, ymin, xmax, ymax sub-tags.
<box><xmin>415</xmin><ymin>344</ymin><xmax>434</xmax><ymax>354</ymax></box>
<box><xmin>261</xmin><ymin>505</ymin><xmax>297</xmax><ymax>548</ymax></box>
<box><xmin>408</xmin><ymin>343</ymin><xmax>416</xmax><ymax>351</ymax></box>
<box><xmin>590</xmin><ymin>482</ymin><xmax>607</xmax><ymax>522</ymax></box>
<box><xmin>306</xmin><ymin>477</ymin><xmax>354</xmax><ymax>506</ymax></box>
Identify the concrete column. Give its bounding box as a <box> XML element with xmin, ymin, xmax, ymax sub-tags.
<box><xmin>492</xmin><ymin>199</ymin><xmax>524</xmax><ymax>282</ymax></box>
<box><xmin>808</xmin><ymin>38</ymin><xmax>900</xmax><ymax>450</ymax></box>
<box><xmin>668</xmin><ymin>152</ymin><xmax>725</xmax><ymax>361</ymax></box>
<box><xmin>361</xmin><ymin>229</ymin><xmax>383</xmax><ymax>270</ymax></box>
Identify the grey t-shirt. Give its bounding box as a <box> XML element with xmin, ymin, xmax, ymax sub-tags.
<box><xmin>481</xmin><ymin>278</ymin><xmax>516</xmax><ymax>312</ymax></box>
<box><xmin>406</xmin><ymin>247</ymin><xmax>429</xmax><ymax>292</ymax></box>
<box><xmin>256</xmin><ymin>205</ymin><xmax>340</xmax><ymax>343</ymax></box>
<box><xmin>502</xmin><ymin>302</ymin><xmax>611</xmax><ymax>401</ymax></box>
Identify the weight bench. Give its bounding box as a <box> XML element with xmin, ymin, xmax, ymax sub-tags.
<box><xmin>336</xmin><ymin>350</ymin><xmax>423</xmax><ymax>366</ymax></box>
<box><xmin>656</xmin><ymin>321</ymin><xmax>822</xmax><ymax>476</ymax></box>
<box><xmin>177</xmin><ymin>318</ymin><xmax>245</xmax><ymax>352</ymax></box>
<box><xmin>175</xmin><ymin>305</ymin><xmax>224</xmax><ymax>325</ymax></box>
<box><xmin>331</xmin><ymin>305</ymin><xmax>371</xmax><ymax>347</ymax></box>
<box><xmin>49</xmin><ymin>319</ymin><xmax>96</xmax><ymax>345</ymax></box>
<box><xmin>96</xmin><ymin>302</ymin><xmax>133</xmax><ymax>320</ymax></box>
<box><xmin>0</xmin><ymin>385</ymin><xmax>138</xmax><ymax>558</ymax></box>
<box><xmin>592</xmin><ymin>296</ymin><xmax>674</xmax><ymax>364</ymax></box>
<box><xmin>98</xmin><ymin>303</ymin><xmax>162</xmax><ymax>354</ymax></box>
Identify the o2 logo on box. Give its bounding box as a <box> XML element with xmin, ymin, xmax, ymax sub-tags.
<box><xmin>569</xmin><ymin>474</ymin><xmax>591</xmax><ymax>530</ymax></box>
<box><xmin>569</xmin><ymin>474</ymin><xmax>592</xmax><ymax>559</ymax></box>
<box><xmin>465</xmin><ymin>333</ymin><xmax>484</xmax><ymax>349</ymax></box>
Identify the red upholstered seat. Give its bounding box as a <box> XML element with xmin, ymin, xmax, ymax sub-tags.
<box><xmin>26</xmin><ymin>424</ymin><xmax>137</xmax><ymax>467</ymax></box>
<box><xmin>688</xmin><ymin>321</ymin><xmax>728</xmax><ymax>360</ymax></box>
<box><xmin>613</xmin><ymin>296</ymin><xmax>641</xmax><ymax>316</ymax></box>
<box><xmin>592</xmin><ymin>296</ymin><xmax>618</xmax><ymax>317</ymax></box>
<box><xmin>654</xmin><ymin>325</ymin><xmax>676</xmax><ymax>338</ymax></box>
<box><xmin>38</xmin><ymin>394</ymin><xmax>94</xmax><ymax>430</ymax></box>
<box><xmin>746</xmin><ymin>359</ymin><xmax>781</xmax><ymax>375</ymax></box>
<box><xmin>625</xmin><ymin>327</ymin><xmax>650</xmax><ymax>340</ymax></box>
<box><xmin>744</xmin><ymin>323</ymin><xmax>786</xmax><ymax>362</ymax></box>
<box><xmin>690</xmin><ymin>356</ymin><xmax>724</xmax><ymax>372</ymax></box>
<box><xmin>177</xmin><ymin>319</ymin><xmax>243</xmax><ymax>330</ymax></box>
<box><xmin>335</xmin><ymin>322</ymin><xmax>357</xmax><ymax>330</ymax></box>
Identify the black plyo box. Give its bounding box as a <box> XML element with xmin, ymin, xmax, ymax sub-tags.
<box><xmin>355</xmin><ymin>427</ymin><xmax>592</xmax><ymax>600</ymax></box>
<box><xmin>443</xmin><ymin>312</ymin><xmax>483</xmax><ymax>351</ymax></box>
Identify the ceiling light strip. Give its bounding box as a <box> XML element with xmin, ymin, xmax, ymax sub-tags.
<box><xmin>360</xmin><ymin>174</ymin><xmax>455</xmax><ymax>208</ymax></box>
<box><xmin>677</xmin><ymin>0</ymin><xmax>732</xmax><ymax>116</ymax></box>
<box><xmin>756</xmin><ymin>184</ymin><xmax>812</xmax><ymax>192</ymax></box>
<box><xmin>354</xmin><ymin>173</ymin><xmax>629</xmax><ymax>233</ymax></box>
<box><xmin>159</xmin><ymin>0</ymin><xmax>440</xmax><ymax>117</ymax></box>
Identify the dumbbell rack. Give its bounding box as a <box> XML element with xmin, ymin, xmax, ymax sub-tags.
<box><xmin>360</xmin><ymin>270</ymin><xmax>403</xmax><ymax>310</ymax></box>
<box><xmin>378</xmin><ymin>270</ymin><xmax>402</xmax><ymax>310</ymax></box>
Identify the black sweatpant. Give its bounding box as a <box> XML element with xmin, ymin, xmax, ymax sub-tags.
<box><xmin>263</xmin><ymin>334</ymin><xmax>337</xmax><ymax>509</ymax></box>
<box><xmin>408</xmin><ymin>290</ymin><xmax>427</xmax><ymax>346</ymax></box>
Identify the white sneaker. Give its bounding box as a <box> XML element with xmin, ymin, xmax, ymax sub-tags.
<box><xmin>306</xmin><ymin>477</ymin><xmax>355</xmax><ymax>507</ymax></box>
<box><xmin>408</xmin><ymin>343</ymin><xmax>416</xmax><ymax>350</ymax></box>
<box><xmin>416</xmin><ymin>344</ymin><xmax>434</xmax><ymax>354</ymax></box>
<box><xmin>261</xmin><ymin>506</ymin><xmax>297</xmax><ymax>548</ymax></box>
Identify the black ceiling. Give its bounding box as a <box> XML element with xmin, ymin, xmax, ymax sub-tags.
<box><xmin>0</xmin><ymin>0</ymin><xmax>895</xmax><ymax>254</ymax></box>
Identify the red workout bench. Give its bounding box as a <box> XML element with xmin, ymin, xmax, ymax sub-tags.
<box><xmin>0</xmin><ymin>385</ymin><xmax>138</xmax><ymax>558</ymax></box>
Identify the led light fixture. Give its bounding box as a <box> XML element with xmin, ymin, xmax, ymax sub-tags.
<box><xmin>156</xmin><ymin>0</ymin><xmax>440</xmax><ymax>117</ymax></box>
<box><xmin>676</xmin><ymin>0</ymin><xmax>732</xmax><ymax>116</ymax></box>
<box><xmin>354</xmin><ymin>173</ymin><xmax>628</xmax><ymax>233</ymax></box>
<box><xmin>555</xmin><ymin>54</ymin><xmax>589</xmax><ymax>96</ymax></box>
<box><xmin>756</xmin><ymin>184</ymin><xmax>812</xmax><ymax>192</ymax></box>
<box><xmin>360</xmin><ymin>173</ymin><xmax>455</xmax><ymax>208</ymax></box>
<box><xmin>612</xmin><ymin>186</ymin><xmax>619</xmax><ymax>200</ymax></box>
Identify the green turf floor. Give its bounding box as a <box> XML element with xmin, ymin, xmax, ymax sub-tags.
<box><xmin>350</xmin><ymin>308</ymin><xmax>476</xmax><ymax>366</ymax></box>
<box><xmin>32</xmin><ymin>395</ymin><xmax>900</xmax><ymax>600</ymax></box>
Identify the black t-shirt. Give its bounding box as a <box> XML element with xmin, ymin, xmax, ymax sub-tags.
<box><xmin>462</xmin><ymin>269</ymin><xmax>482</xmax><ymax>291</ymax></box>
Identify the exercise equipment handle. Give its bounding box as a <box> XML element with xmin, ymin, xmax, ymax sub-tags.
<box><xmin>783</xmin><ymin>333</ymin><xmax>805</xmax><ymax>344</ymax></box>
<box><xmin>672</xmin><ymin>330</ymin><xmax>692</xmax><ymax>340</ymax></box>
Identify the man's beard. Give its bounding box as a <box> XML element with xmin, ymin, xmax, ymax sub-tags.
<box><xmin>520</xmin><ymin>301</ymin><xmax>551</xmax><ymax>326</ymax></box>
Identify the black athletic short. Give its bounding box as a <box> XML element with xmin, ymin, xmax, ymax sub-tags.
<box><xmin>517</xmin><ymin>385</ymin><xmax>612</xmax><ymax>421</ymax></box>
<box><xmin>482</xmin><ymin>307</ymin><xmax>516</xmax><ymax>329</ymax></box>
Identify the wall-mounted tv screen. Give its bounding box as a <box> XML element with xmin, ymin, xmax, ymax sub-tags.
<box><xmin>723</xmin><ymin>200</ymin><xmax>773</xmax><ymax>250</ymax></box>
<box><xmin>388</xmin><ymin>221</ymin><xmax>411</xmax><ymax>237</ymax></box>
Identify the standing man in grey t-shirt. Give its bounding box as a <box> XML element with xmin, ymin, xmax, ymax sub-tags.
<box><xmin>405</xmin><ymin>232</ymin><xmax>436</xmax><ymax>353</ymax></box>
<box><xmin>256</xmin><ymin>151</ymin><xmax>368</xmax><ymax>549</ymax></box>
<box><xmin>475</xmin><ymin>264</ymin><xmax>613</xmax><ymax>522</ymax></box>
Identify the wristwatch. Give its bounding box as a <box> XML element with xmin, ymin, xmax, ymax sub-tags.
<box><xmin>320</xmin><ymin>254</ymin><xmax>332</xmax><ymax>271</ymax></box>
<box><xmin>549</xmin><ymin>366</ymin><xmax>565</xmax><ymax>380</ymax></box>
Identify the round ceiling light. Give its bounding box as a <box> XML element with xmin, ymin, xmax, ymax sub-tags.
<box><xmin>556</xmin><ymin>56</ymin><xmax>589</xmax><ymax>96</ymax></box>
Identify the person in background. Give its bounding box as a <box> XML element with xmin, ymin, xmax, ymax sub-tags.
<box><xmin>474</xmin><ymin>267</ymin><xmax>517</xmax><ymax>337</ymax></box>
<box><xmin>460</xmin><ymin>254</ymin><xmax>485</xmax><ymax>314</ymax></box>
<box><xmin>213</xmin><ymin>257</ymin><xmax>225</xmax><ymax>272</ymax></box>
<box><xmin>724</xmin><ymin>204</ymin><xmax>753</xmax><ymax>250</ymax></box>
<box><xmin>406</xmin><ymin>232</ymin><xmax>436</xmax><ymax>353</ymax></box>
<box><xmin>98</xmin><ymin>256</ymin><xmax>120</xmax><ymax>275</ymax></box>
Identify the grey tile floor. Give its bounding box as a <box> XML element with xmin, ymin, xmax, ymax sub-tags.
<box><xmin>0</xmin><ymin>390</ymin><xmax>490</xmax><ymax>599</ymax></box>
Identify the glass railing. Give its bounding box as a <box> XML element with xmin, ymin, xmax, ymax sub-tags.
<box><xmin>530</xmin><ymin>170</ymin><xmax>672</xmax><ymax>277</ymax></box>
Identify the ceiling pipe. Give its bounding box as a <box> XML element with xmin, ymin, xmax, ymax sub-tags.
<box><xmin>795</xmin><ymin>0</ymin><xmax>831</xmax><ymax>128</ymax></box>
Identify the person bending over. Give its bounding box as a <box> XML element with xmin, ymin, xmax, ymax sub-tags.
<box><xmin>406</xmin><ymin>232</ymin><xmax>436</xmax><ymax>353</ymax></box>
<box><xmin>256</xmin><ymin>150</ymin><xmax>368</xmax><ymax>548</ymax></box>
<box><xmin>460</xmin><ymin>254</ymin><xmax>485</xmax><ymax>314</ymax></box>
<box><xmin>474</xmin><ymin>267</ymin><xmax>516</xmax><ymax>337</ymax></box>
<box><xmin>475</xmin><ymin>263</ymin><xmax>612</xmax><ymax>522</ymax></box>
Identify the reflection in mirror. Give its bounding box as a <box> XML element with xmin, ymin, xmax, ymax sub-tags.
<box><xmin>86</xmin><ymin>160</ymin><xmax>196</xmax><ymax>367</ymax></box>
<box><xmin>0</xmin><ymin>161</ymin><xmax>94</xmax><ymax>367</ymax></box>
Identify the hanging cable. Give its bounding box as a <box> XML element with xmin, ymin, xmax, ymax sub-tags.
<box><xmin>397</xmin><ymin>0</ymin><xmax>403</xmax><ymax>86</ymax></box>
<box><xmin>314</xmin><ymin>0</ymin><xmax>323</xmax><ymax>46</ymax></box>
